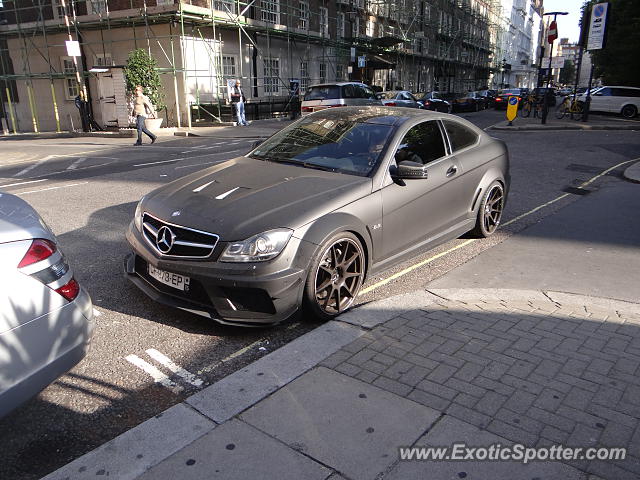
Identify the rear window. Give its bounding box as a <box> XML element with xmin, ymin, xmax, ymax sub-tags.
<box><xmin>304</xmin><ymin>86</ymin><xmax>341</xmax><ymax>100</ymax></box>
<box><xmin>500</xmin><ymin>89</ymin><xmax>521</xmax><ymax>95</ymax></box>
<box><xmin>381</xmin><ymin>91</ymin><xmax>398</xmax><ymax>99</ymax></box>
<box><xmin>443</xmin><ymin>120</ymin><xmax>478</xmax><ymax>152</ymax></box>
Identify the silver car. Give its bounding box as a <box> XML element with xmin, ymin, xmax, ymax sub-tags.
<box><xmin>301</xmin><ymin>82</ymin><xmax>381</xmax><ymax>115</ymax></box>
<box><xmin>380</xmin><ymin>90</ymin><xmax>422</xmax><ymax>108</ymax></box>
<box><xmin>0</xmin><ymin>192</ymin><xmax>94</xmax><ymax>418</ymax></box>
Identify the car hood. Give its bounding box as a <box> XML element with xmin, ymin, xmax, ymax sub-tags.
<box><xmin>143</xmin><ymin>156</ymin><xmax>372</xmax><ymax>241</ymax></box>
<box><xmin>0</xmin><ymin>192</ymin><xmax>55</xmax><ymax>244</ymax></box>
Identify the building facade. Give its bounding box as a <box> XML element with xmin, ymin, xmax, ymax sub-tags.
<box><xmin>0</xmin><ymin>0</ymin><xmax>512</xmax><ymax>132</ymax></box>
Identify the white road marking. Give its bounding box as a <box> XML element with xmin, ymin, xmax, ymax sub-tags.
<box><xmin>133</xmin><ymin>158</ymin><xmax>181</xmax><ymax>167</ymax></box>
<box><xmin>14</xmin><ymin>155</ymin><xmax>56</xmax><ymax>177</ymax></box>
<box><xmin>17</xmin><ymin>182</ymin><xmax>88</xmax><ymax>195</ymax></box>
<box><xmin>66</xmin><ymin>157</ymin><xmax>87</xmax><ymax>170</ymax></box>
<box><xmin>175</xmin><ymin>161</ymin><xmax>220</xmax><ymax>170</ymax></box>
<box><xmin>125</xmin><ymin>354</ymin><xmax>184</xmax><ymax>394</ymax></box>
<box><xmin>0</xmin><ymin>179</ymin><xmax>47</xmax><ymax>188</ymax></box>
<box><xmin>197</xmin><ymin>339</ymin><xmax>265</xmax><ymax>376</ymax></box>
<box><xmin>146</xmin><ymin>349</ymin><xmax>204</xmax><ymax>387</ymax></box>
<box><xmin>193</xmin><ymin>180</ymin><xmax>216</xmax><ymax>192</ymax></box>
<box><xmin>215</xmin><ymin>186</ymin><xmax>240</xmax><ymax>199</ymax></box>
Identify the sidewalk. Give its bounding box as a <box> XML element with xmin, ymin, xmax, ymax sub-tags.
<box><xmin>489</xmin><ymin>111</ymin><xmax>639</xmax><ymax>131</ymax></box>
<box><xmin>43</xmin><ymin>179</ymin><xmax>640</xmax><ymax>480</ymax></box>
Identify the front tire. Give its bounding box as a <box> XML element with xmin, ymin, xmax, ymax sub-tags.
<box><xmin>303</xmin><ymin>232</ymin><xmax>365</xmax><ymax>321</ymax></box>
<box><xmin>621</xmin><ymin>105</ymin><xmax>638</xmax><ymax>119</ymax></box>
<box><xmin>471</xmin><ymin>182</ymin><xmax>505</xmax><ymax>238</ymax></box>
<box><xmin>521</xmin><ymin>102</ymin><xmax>532</xmax><ymax>118</ymax></box>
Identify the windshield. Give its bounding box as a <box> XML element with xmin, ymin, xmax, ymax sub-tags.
<box><xmin>249</xmin><ymin>115</ymin><xmax>395</xmax><ymax>177</ymax></box>
<box><xmin>500</xmin><ymin>89</ymin><xmax>522</xmax><ymax>95</ymax></box>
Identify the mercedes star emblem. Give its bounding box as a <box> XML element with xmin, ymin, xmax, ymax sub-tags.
<box><xmin>156</xmin><ymin>226</ymin><xmax>175</xmax><ymax>254</ymax></box>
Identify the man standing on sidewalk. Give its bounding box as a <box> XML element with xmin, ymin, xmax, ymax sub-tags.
<box><xmin>132</xmin><ymin>85</ymin><xmax>157</xmax><ymax>145</ymax></box>
<box><xmin>229</xmin><ymin>79</ymin><xmax>249</xmax><ymax>127</ymax></box>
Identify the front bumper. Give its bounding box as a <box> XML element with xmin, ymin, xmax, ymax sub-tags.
<box><xmin>125</xmin><ymin>224</ymin><xmax>310</xmax><ymax>326</ymax></box>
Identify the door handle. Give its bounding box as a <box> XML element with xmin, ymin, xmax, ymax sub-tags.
<box><xmin>446</xmin><ymin>166</ymin><xmax>458</xmax><ymax>177</ymax></box>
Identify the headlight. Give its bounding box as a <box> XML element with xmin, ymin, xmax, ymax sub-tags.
<box><xmin>134</xmin><ymin>198</ymin><xmax>144</xmax><ymax>231</ymax></box>
<box><xmin>219</xmin><ymin>228</ymin><xmax>293</xmax><ymax>263</ymax></box>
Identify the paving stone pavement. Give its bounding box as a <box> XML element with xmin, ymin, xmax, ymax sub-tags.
<box><xmin>322</xmin><ymin>293</ymin><xmax>640</xmax><ymax>480</ymax></box>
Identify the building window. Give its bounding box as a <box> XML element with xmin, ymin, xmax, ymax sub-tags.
<box><xmin>215</xmin><ymin>55</ymin><xmax>237</xmax><ymax>78</ymax></box>
<box><xmin>263</xmin><ymin>58</ymin><xmax>280</xmax><ymax>94</ymax></box>
<box><xmin>319</xmin><ymin>63</ymin><xmax>326</xmax><ymax>83</ymax></box>
<box><xmin>336</xmin><ymin>12</ymin><xmax>345</xmax><ymax>38</ymax></box>
<box><xmin>366</xmin><ymin>18</ymin><xmax>375</xmax><ymax>37</ymax></box>
<box><xmin>319</xmin><ymin>7</ymin><xmax>328</xmax><ymax>37</ymax></box>
<box><xmin>61</xmin><ymin>56</ymin><xmax>79</xmax><ymax>100</ymax></box>
<box><xmin>298</xmin><ymin>0</ymin><xmax>309</xmax><ymax>30</ymax></box>
<box><xmin>94</xmin><ymin>53</ymin><xmax>112</xmax><ymax>67</ymax></box>
<box><xmin>261</xmin><ymin>0</ymin><xmax>280</xmax><ymax>24</ymax></box>
<box><xmin>88</xmin><ymin>0</ymin><xmax>106</xmax><ymax>14</ymax></box>
<box><xmin>336</xmin><ymin>64</ymin><xmax>344</xmax><ymax>81</ymax></box>
<box><xmin>300</xmin><ymin>61</ymin><xmax>309</xmax><ymax>90</ymax></box>
<box><xmin>212</xmin><ymin>0</ymin><xmax>236</xmax><ymax>14</ymax></box>
<box><xmin>352</xmin><ymin>17</ymin><xmax>359</xmax><ymax>38</ymax></box>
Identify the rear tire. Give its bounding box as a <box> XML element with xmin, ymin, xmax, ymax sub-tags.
<box><xmin>555</xmin><ymin>104</ymin><xmax>567</xmax><ymax>119</ymax></box>
<box><xmin>302</xmin><ymin>232</ymin><xmax>365</xmax><ymax>321</ymax></box>
<box><xmin>621</xmin><ymin>105</ymin><xmax>638</xmax><ymax>119</ymax></box>
<box><xmin>521</xmin><ymin>102</ymin><xmax>532</xmax><ymax>118</ymax></box>
<box><xmin>470</xmin><ymin>182</ymin><xmax>505</xmax><ymax>238</ymax></box>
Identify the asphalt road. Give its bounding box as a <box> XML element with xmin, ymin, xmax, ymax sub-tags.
<box><xmin>1</xmin><ymin>110</ymin><xmax>639</xmax><ymax>479</ymax></box>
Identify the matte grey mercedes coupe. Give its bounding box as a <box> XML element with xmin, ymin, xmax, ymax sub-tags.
<box><xmin>125</xmin><ymin>107</ymin><xmax>509</xmax><ymax>326</ymax></box>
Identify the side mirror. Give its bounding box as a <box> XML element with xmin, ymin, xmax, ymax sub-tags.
<box><xmin>392</xmin><ymin>160</ymin><xmax>428</xmax><ymax>179</ymax></box>
<box><xmin>251</xmin><ymin>139</ymin><xmax>263</xmax><ymax>150</ymax></box>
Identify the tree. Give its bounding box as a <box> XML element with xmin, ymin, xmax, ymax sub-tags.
<box><xmin>559</xmin><ymin>60</ymin><xmax>576</xmax><ymax>85</ymax></box>
<box><xmin>581</xmin><ymin>0</ymin><xmax>640</xmax><ymax>86</ymax></box>
<box><xmin>124</xmin><ymin>49</ymin><xmax>166</xmax><ymax>111</ymax></box>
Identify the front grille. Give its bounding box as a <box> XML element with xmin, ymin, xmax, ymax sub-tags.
<box><xmin>142</xmin><ymin>212</ymin><xmax>219</xmax><ymax>259</ymax></box>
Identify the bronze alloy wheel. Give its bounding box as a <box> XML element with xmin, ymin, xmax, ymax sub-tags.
<box><xmin>314</xmin><ymin>237</ymin><xmax>364</xmax><ymax>315</ymax></box>
<box><xmin>482</xmin><ymin>184</ymin><xmax>504</xmax><ymax>235</ymax></box>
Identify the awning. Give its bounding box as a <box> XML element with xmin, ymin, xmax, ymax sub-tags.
<box><xmin>365</xmin><ymin>54</ymin><xmax>396</xmax><ymax>69</ymax></box>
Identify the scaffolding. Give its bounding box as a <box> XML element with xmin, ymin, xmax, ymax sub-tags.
<box><xmin>0</xmin><ymin>0</ymin><xmax>501</xmax><ymax>133</ymax></box>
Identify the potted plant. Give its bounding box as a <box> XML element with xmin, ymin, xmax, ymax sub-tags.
<box><xmin>124</xmin><ymin>49</ymin><xmax>166</xmax><ymax>130</ymax></box>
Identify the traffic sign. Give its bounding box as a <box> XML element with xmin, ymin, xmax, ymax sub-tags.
<box><xmin>587</xmin><ymin>3</ymin><xmax>609</xmax><ymax>50</ymax></box>
<box><xmin>548</xmin><ymin>20</ymin><xmax>558</xmax><ymax>44</ymax></box>
<box><xmin>506</xmin><ymin>95</ymin><xmax>519</xmax><ymax>124</ymax></box>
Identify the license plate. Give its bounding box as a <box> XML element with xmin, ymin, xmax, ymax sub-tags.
<box><xmin>148</xmin><ymin>264</ymin><xmax>190</xmax><ymax>291</ymax></box>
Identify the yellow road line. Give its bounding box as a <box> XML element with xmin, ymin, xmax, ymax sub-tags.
<box><xmin>362</xmin><ymin>157</ymin><xmax>638</xmax><ymax>295</ymax></box>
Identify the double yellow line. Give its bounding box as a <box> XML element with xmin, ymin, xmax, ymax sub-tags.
<box><xmin>361</xmin><ymin>158</ymin><xmax>638</xmax><ymax>295</ymax></box>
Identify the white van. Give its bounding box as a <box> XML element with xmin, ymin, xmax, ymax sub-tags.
<box><xmin>580</xmin><ymin>86</ymin><xmax>640</xmax><ymax>119</ymax></box>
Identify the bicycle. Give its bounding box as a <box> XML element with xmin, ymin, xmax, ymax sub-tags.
<box><xmin>555</xmin><ymin>96</ymin><xmax>584</xmax><ymax>120</ymax></box>
<box><xmin>520</xmin><ymin>94</ymin><xmax>543</xmax><ymax>118</ymax></box>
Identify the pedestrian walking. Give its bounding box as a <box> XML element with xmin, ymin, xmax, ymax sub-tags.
<box><xmin>229</xmin><ymin>79</ymin><xmax>249</xmax><ymax>126</ymax></box>
<box><xmin>131</xmin><ymin>85</ymin><xmax>157</xmax><ymax>145</ymax></box>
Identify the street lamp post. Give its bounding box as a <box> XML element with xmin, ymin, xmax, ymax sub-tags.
<box><xmin>541</xmin><ymin>11</ymin><xmax>568</xmax><ymax>124</ymax></box>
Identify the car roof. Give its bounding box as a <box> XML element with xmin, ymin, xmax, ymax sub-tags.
<box><xmin>598</xmin><ymin>86</ymin><xmax>640</xmax><ymax>89</ymax></box>
<box><xmin>307</xmin><ymin>82</ymin><xmax>370</xmax><ymax>88</ymax></box>
<box><xmin>302</xmin><ymin>105</ymin><xmax>468</xmax><ymax>125</ymax></box>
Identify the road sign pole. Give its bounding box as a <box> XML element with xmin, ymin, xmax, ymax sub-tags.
<box><xmin>582</xmin><ymin>64</ymin><xmax>595</xmax><ymax>122</ymax></box>
<box><xmin>541</xmin><ymin>17</ymin><xmax>559</xmax><ymax>125</ymax></box>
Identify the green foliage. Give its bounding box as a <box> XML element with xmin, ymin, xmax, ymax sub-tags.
<box><xmin>580</xmin><ymin>0</ymin><xmax>640</xmax><ymax>86</ymax></box>
<box><xmin>559</xmin><ymin>60</ymin><xmax>576</xmax><ymax>85</ymax></box>
<box><xmin>124</xmin><ymin>49</ymin><xmax>166</xmax><ymax>111</ymax></box>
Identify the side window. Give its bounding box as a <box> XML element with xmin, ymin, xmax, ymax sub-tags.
<box><xmin>613</xmin><ymin>88</ymin><xmax>639</xmax><ymax>97</ymax></box>
<box><xmin>361</xmin><ymin>86</ymin><xmax>376</xmax><ymax>99</ymax></box>
<box><xmin>400</xmin><ymin>92</ymin><xmax>412</xmax><ymax>100</ymax></box>
<box><xmin>443</xmin><ymin>120</ymin><xmax>478</xmax><ymax>152</ymax></box>
<box><xmin>342</xmin><ymin>84</ymin><xmax>356</xmax><ymax>99</ymax></box>
<box><xmin>597</xmin><ymin>88</ymin><xmax>612</xmax><ymax>96</ymax></box>
<box><xmin>394</xmin><ymin>121</ymin><xmax>446</xmax><ymax>165</ymax></box>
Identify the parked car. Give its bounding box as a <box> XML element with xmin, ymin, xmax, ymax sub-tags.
<box><xmin>578</xmin><ymin>86</ymin><xmax>640</xmax><ymax>119</ymax></box>
<box><xmin>477</xmin><ymin>89</ymin><xmax>498</xmax><ymax>108</ymax></box>
<box><xmin>414</xmin><ymin>91</ymin><xmax>452</xmax><ymax>113</ymax></box>
<box><xmin>452</xmin><ymin>91</ymin><xmax>486</xmax><ymax>112</ymax></box>
<box><xmin>301</xmin><ymin>82</ymin><xmax>381</xmax><ymax>115</ymax></box>
<box><xmin>0</xmin><ymin>193</ymin><xmax>94</xmax><ymax>418</ymax></box>
<box><xmin>494</xmin><ymin>88</ymin><xmax>527</xmax><ymax>110</ymax></box>
<box><xmin>379</xmin><ymin>90</ymin><xmax>422</xmax><ymax>108</ymax></box>
<box><xmin>125</xmin><ymin>106</ymin><xmax>510</xmax><ymax>326</ymax></box>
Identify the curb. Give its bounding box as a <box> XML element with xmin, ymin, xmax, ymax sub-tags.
<box><xmin>489</xmin><ymin>123</ymin><xmax>639</xmax><ymax>132</ymax></box>
<box><xmin>42</xmin><ymin>288</ymin><xmax>639</xmax><ymax>479</ymax></box>
<box><xmin>623</xmin><ymin>161</ymin><xmax>640</xmax><ymax>184</ymax></box>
